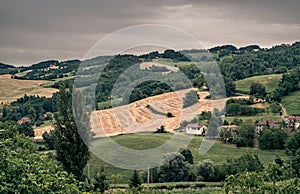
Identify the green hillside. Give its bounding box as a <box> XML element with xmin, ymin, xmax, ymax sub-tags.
<box><xmin>235</xmin><ymin>74</ymin><xmax>282</xmax><ymax>93</ymax></box>
<box><xmin>85</xmin><ymin>133</ymin><xmax>288</xmax><ymax>184</ymax></box>
<box><xmin>282</xmin><ymin>89</ymin><xmax>300</xmax><ymax>115</ymax></box>
<box><xmin>0</xmin><ymin>62</ymin><xmax>17</xmax><ymax>75</ymax></box>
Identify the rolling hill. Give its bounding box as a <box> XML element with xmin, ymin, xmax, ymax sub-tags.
<box><xmin>235</xmin><ymin>74</ymin><xmax>282</xmax><ymax>93</ymax></box>
<box><xmin>0</xmin><ymin>62</ymin><xmax>17</xmax><ymax>75</ymax></box>
<box><xmin>282</xmin><ymin>89</ymin><xmax>300</xmax><ymax>115</ymax></box>
<box><xmin>0</xmin><ymin>74</ymin><xmax>57</xmax><ymax>104</ymax></box>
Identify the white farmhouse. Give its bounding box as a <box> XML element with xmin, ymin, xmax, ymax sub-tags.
<box><xmin>185</xmin><ymin>123</ymin><xmax>207</xmax><ymax>136</ymax></box>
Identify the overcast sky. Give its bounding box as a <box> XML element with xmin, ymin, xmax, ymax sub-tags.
<box><xmin>1</xmin><ymin>0</ymin><xmax>300</xmax><ymax>66</ymax></box>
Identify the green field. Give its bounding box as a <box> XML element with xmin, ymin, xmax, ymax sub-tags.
<box><xmin>113</xmin><ymin>182</ymin><xmax>223</xmax><ymax>193</ymax></box>
<box><xmin>282</xmin><ymin>89</ymin><xmax>300</xmax><ymax>115</ymax></box>
<box><xmin>97</xmin><ymin>98</ymin><xmax>123</xmax><ymax>109</ymax></box>
<box><xmin>84</xmin><ymin>133</ymin><xmax>288</xmax><ymax>184</ymax></box>
<box><xmin>235</xmin><ymin>74</ymin><xmax>282</xmax><ymax>93</ymax></box>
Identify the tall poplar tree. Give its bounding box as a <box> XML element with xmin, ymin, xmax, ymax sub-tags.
<box><xmin>53</xmin><ymin>85</ymin><xmax>92</xmax><ymax>180</ymax></box>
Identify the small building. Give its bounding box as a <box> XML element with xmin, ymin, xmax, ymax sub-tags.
<box><xmin>284</xmin><ymin>116</ymin><xmax>300</xmax><ymax>130</ymax></box>
<box><xmin>256</xmin><ymin>121</ymin><xmax>267</xmax><ymax>133</ymax></box>
<box><xmin>186</xmin><ymin>123</ymin><xmax>207</xmax><ymax>136</ymax></box>
<box><xmin>221</xmin><ymin>125</ymin><xmax>238</xmax><ymax>138</ymax></box>
<box><xmin>268</xmin><ymin>120</ymin><xmax>282</xmax><ymax>129</ymax></box>
<box><xmin>256</xmin><ymin>120</ymin><xmax>281</xmax><ymax>133</ymax></box>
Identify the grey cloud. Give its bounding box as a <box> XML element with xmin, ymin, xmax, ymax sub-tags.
<box><xmin>0</xmin><ymin>0</ymin><xmax>300</xmax><ymax>65</ymax></box>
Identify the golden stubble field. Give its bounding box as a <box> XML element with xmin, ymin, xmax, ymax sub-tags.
<box><xmin>0</xmin><ymin>74</ymin><xmax>58</xmax><ymax>104</ymax></box>
<box><xmin>90</xmin><ymin>89</ymin><xmax>230</xmax><ymax>137</ymax></box>
<box><xmin>34</xmin><ymin>88</ymin><xmax>248</xmax><ymax>139</ymax></box>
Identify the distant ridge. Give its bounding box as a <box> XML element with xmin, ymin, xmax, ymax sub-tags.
<box><xmin>0</xmin><ymin>62</ymin><xmax>15</xmax><ymax>69</ymax></box>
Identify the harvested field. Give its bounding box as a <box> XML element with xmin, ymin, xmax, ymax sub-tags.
<box><xmin>0</xmin><ymin>74</ymin><xmax>57</xmax><ymax>104</ymax></box>
<box><xmin>91</xmin><ymin>89</ymin><xmax>230</xmax><ymax>137</ymax></box>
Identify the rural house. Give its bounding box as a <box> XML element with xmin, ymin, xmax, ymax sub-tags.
<box><xmin>284</xmin><ymin>116</ymin><xmax>300</xmax><ymax>130</ymax></box>
<box><xmin>221</xmin><ymin>125</ymin><xmax>239</xmax><ymax>138</ymax></box>
<box><xmin>185</xmin><ymin>123</ymin><xmax>207</xmax><ymax>136</ymax></box>
<box><xmin>256</xmin><ymin>120</ymin><xmax>281</xmax><ymax>133</ymax></box>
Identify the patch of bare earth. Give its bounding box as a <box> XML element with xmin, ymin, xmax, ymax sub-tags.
<box><xmin>34</xmin><ymin>125</ymin><xmax>54</xmax><ymax>140</ymax></box>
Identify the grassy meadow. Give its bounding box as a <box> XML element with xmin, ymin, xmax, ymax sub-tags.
<box><xmin>84</xmin><ymin>133</ymin><xmax>288</xmax><ymax>184</ymax></box>
<box><xmin>97</xmin><ymin>98</ymin><xmax>123</xmax><ymax>109</ymax></box>
<box><xmin>235</xmin><ymin>74</ymin><xmax>282</xmax><ymax>93</ymax></box>
<box><xmin>282</xmin><ymin>89</ymin><xmax>300</xmax><ymax>115</ymax></box>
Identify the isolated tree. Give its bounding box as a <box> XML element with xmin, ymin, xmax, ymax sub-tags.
<box><xmin>53</xmin><ymin>85</ymin><xmax>92</xmax><ymax>180</ymax></box>
<box><xmin>129</xmin><ymin>170</ymin><xmax>142</xmax><ymax>189</ymax></box>
<box><xmin>249</xmin><ymin>82</ymin><xmax>267</xmax><ymax>99</ymax></box>
<box><xmin>93</xmin><ymin>168</ymin><xmax>109</xmax><ymax>193</ymax></box>
<box><xmin>155</xmin><ymin>125</ymin><xmax>166</xmax><ymax>133</ymax></box>
<box><xmin>231</xmin><ymin>117</ymin><xmax>243</xmax><ymax>126</ymax></box>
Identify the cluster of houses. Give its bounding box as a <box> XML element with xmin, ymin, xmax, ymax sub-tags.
<box><xmin>185</xmin><ymin>115</ymin><xmax>300</xmax><ymax>136</ymax></box>
<box><xmin>284</xmin><ymin>116</ymin><xmax>300</xmax><ymax>131</ymax></box>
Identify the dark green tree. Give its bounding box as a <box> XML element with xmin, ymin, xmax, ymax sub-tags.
<box><xmin>42</xmin><ymin>130</ymin><xmax>55</xmax><ymax>150</ymax></box>
<box><xmin>285</xmin><ymin>132</ymin><xmax>300</xmax><ymax>176</ymax></box>
<box><xmin>223</xmin><ymin>120</ymin><xmax>229</xmax><ymax>125</ymax></box>
<box><xmin>235</xmin><ymin>121</ymin><xmax>255</xmax><ymax>147</ymax></box>
<box><xmin>270</xmin><ymin>102</ymin><xmax>282</xmax><ymax>114</ymax></box>
<box><xmin>285</xmin><ymin>132</ymin><xmax>300</xmax><ymax>156</ymax></box>
<box><xmin>225</xmin><ymin>153</ymin><xmax>264</xmax><ymax>175</ymax></box>
<box><xmin>17</xmin><ymin>122</ymin><xmax>34</xmax><ymax>137</ymax></box>
<box><xmin>93</xmin><ymin>168</ymin><xmax>109</xmax><ymax>193</ymax></box>
<box><xmin>197</xmin><ymin>159</ymin><xmax>215</xmax><ymax>181</ymax></box>
<box><xmin>249</xmin><ymin>82</ymin><xmax>267</xmax><ymax>99</ymax></box>
<box><xmin>224</xmin><ymin>77</ymin><xmax>236</xmax><ymax>97</ymax></box>
<box><xmin>129</xmin><ymin>170</ymin><xmax>142</xmax><ymax>189</ymax></box>
<box><xmin>53</xmin><ymin>85</ymin><xmax>91</xmax><ymax>180</ymax></box>
<box><xmin>180</xmin><ymin>148</ymin><xmax>194</xmax><ymax>164</ymax></box>
<box><xmin>158</xmin><ymin>153</ymin><xmax>191</xmax><ymax>182</ymax></box>
<box><xmin>259</xmin><ymin>128</ymin><xmax>287</xmax><ymax>150</ymax></box>
<box><xmin>155</xmin><ymin>125</ymin><xmax>166</xmax><ymax>133</ymax></box>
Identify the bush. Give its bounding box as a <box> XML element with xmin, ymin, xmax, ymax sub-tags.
<box><xmin>166</xmin><ymin>112</ymin><xmax>173</xmax><ymax>117</ymax></box>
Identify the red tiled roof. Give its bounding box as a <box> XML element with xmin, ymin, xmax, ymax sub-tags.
<box><xmin>186</xmin><ymin>123</ymin><xmax>204</xmax><ymax>128</ymax></box>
